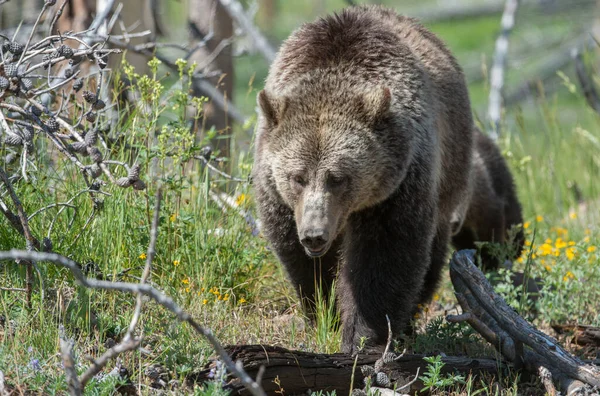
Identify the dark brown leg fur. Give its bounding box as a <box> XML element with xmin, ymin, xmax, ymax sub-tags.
<box><xmin>452</xmin><ymin>130</ymin><xmax>524</xmax><ymax>270</ymax></box>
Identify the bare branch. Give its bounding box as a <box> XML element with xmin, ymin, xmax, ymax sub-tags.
<box><xmin>59</xmin><ymin>326</ymin><xmax>83</xmax><ymax>396</ymax></box>
<box><xmin>487</xmin><ymin>0</ymin><xmax>519</xmax><ymax>140</ymax></box>
<box><xmin>218</xmin><ymin>0</ymin><xmax>276</xmax><ymax>63</ymax></box>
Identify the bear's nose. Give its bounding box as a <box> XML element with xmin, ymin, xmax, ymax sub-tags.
<box><xmin>301</xmin><ymin>229</ymin><xmax>329</xmax><ymax>254</ymax></box>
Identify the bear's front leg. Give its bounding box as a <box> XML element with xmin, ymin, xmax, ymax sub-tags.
<box><xmin>256</xmin><ymin>186</ymin><xmax>340</xmax><ymax>316</ymax></box>
<box><xmin>337</xmin><ymin>190</ymin><xmax>437</xmax><ymax>354</ymax></box>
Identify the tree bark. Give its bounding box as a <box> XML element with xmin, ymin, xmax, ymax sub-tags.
<box><xmin>188</xmin><ymin>0</ymin><xmax>235</xmax><ymax>159</ymax></box>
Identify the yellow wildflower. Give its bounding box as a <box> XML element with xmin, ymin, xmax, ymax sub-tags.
<box><xmin>563</xmin><ymin>271</ymin><xmax>575</xmax><ymax>281</ymax></box>
<box><xmin>185</xmin><ymin>287</ymin><xmax>190</xmax><ymax>293</ymax></box>
<box><xmin>201</xmin><ymin>287</ymin><xmax>205</xmax><ymax>292</ymax></box>
<box><xmin>584</xmin><ymin>236</ymin><xmax>591</xmax><ymax>243</ymax></box>
<box><xmin>566</xmin><ymin>247</ymin><xmax>576</xmax><ymax>261</ymax></box>
<box><xmin>235</xmin><ymin>193</ymin><xmax>247</xmax><ymax>206</ymax></box>
<box><xmin>203</xmin><ymin>299</ymin><xmax>208</xmax><ymax>305</ymax></box>
<box><xmin>170</xmin><ymin>213</ymin><xmax>177</xmax><ymax>222</ymax></box>
<box><xmin>223</xmin><ymin>293</ymin><xmax>230</xmax><ymax>301</ymax></box>
<box><xmin>545</xmin><ymin>238</ymin><xmax>552</xmax><ymax>244</ymax></box>
<box><xmin>139</xmin><ymin>253</ymin><xmax>147</xmax><ymax>260</ymax></box>
<box><xmin>555</xmin><ymin>238</ymin><xmax>567</xmax><ymax>249</ymax></box>
<box><xmin>544</xmin><ymin>265</ymin><xmax>552</xmax><ymax>272</ymax></box>
<box><xmin>569</xmin><ymin>211</ymin><xmax>577</xmax><ymax>220</ymax></box>
<box><xmin>414</xmin><ymin>312</ymin><xmax>421</xmax><ymax>319</ymax></box>
<box><xmin>536</xmin><ymin>215</ymin><xmax>544</xmax><ymax>222</ymax></box>
<box><xmin>239</xmin><ymin>297</ymin><xmax>247</xmax><ymax>304</ymax></box>
<box><xmin>523</xmin><ymin>221</ymin><xmax>530</xmax><ymax>229</ymax></box>
<box><xmin>539</xmin><ymin>243</ymin><xmax>553</xmax><ymax>256</ymax></box>
<box><xmin>525</xmin><ymin>240</ymin><xmax>532</xmax><ymax>247</ymax></box>
<box><xmin>433</xmin><ymin>293</ymin><xmax>440</xmax><ymax>301</ymax></box>
<box><xmin>587</xmin><ymin>246</ymin><xmax>597</xmax><ymax>253</ymax></box>
<box><xmin>568</xmin><ymin>241</ymin><xmax>576</xmax><ymax>246</ymax></box>
<box><xmin>182</xmin><ymin>278</ymin><xmax>190</xmax><ymax>285</ymax></box>
<box><xmin>517</xmin><ymin>257</ymin><xmax>524</xmax><ymax>264</ymax></box>
<box><xmin>173</xmin><ymin>260</ymin><xmax>180</xmax><ymax>266</ymax></box>
<box><xmin>532</xmin><ymin>253</ymin><xmax>537</xmax><ymax>259</ymax></box>
<box><xmin>217</xmin><ymin>294</ymin><xmax>223</xmax><ymax>300</ymax></box>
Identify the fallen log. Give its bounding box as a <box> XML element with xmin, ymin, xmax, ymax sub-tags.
<box><xmin>552</xmin><ymin>324</ymin><xmax>600</xmax><ymax>348</ymax></box>
<box><xmin>191</xmin><ymin>344</ymin><xmax>502</xmax><ymax>395</ymax></box>
<box><xmin>448</xmin><ymin>250</ymin><xmax>600</xmax><ymax>395</ymax></box>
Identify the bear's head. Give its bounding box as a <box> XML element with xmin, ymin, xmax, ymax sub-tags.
<box><xmin>257</xmin><ymin>80</ymin><xmax>413</xmax><ymax>257</ymax></box>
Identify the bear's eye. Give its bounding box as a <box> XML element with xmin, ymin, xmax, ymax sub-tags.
<box><xmin>291</xmin><ymin>174</ymin><xmax>307</xmax><ymax>188</ymax></box>
<box><xmin>327</xmin><ymin>174</ymin><xmax>348</xmax><ymax>189</ymax></box>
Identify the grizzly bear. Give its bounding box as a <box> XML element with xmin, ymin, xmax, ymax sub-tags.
<box><xmin>252</xmin><ymin>5</ymin><xmax>475</xmax><ymax>353</ymax></box>
<box><xmin>452</xmin><ymin>129</ymin><xmax>525</xmax><ymax>270</ymax></box>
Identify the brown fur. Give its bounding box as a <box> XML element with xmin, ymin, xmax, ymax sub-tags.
<box><xmin>453</xmin><ymin>129</ymin><xmax>525</xmax><ymax>270</ymax></box>
<box><xmin>252</xmin><ymin>6</ymin><xmax>474</xmax><ymax>353</ymax></box>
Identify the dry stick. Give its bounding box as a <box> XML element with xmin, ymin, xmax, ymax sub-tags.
<box><xmin>59</xmin><ymin>326</ymin><xmax>83</xmax><ymax>396</ymax></box>
<box><xmin>0</xmin><ymin>249</ymin><xmax>266</xmax><ymax>396</ymax></box>
<box><xmin>573</xmin><ymin>48</ymin><xmax>600</xmax><ymax>114</ymax></box>
<box><xmin>449</xmin><ymin>250</ymin><xmax>600</xmax><ymax>393</ymax></box>
<box><xmin>0</xmin><ymin>166</ymin><xmax>39</xmax><ymax>307</ymax></box>
<box><xmin>218</xmin><ymin>0</ymin><xmax>276</xmax><ymax>63</ymax></box>
<box><xmin>487</xmin><ymin>0</ymin><xmax>519</xmax><ymax>141</ymax></box>
<box><xmin>538</xmin><ymin>366</ymin><xmax>557</xmax><ymax>396</ymax></box>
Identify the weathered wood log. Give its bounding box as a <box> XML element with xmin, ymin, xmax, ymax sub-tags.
<box><xmin>553</xmin><ymin>324</ymin><xmax>600</xmax><ymax>347</ymax></box>
<box><xmin>449</xmin><ymin>250</ymin><xmax>600</xmax><ymax>395</ymax></box>
<box><xmin>191</xmin><ymin>345</ymin><xmax>502</xmax><ymax>395</ymax></box>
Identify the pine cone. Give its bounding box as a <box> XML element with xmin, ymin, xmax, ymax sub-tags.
<box><xmin>73</xmin><ymin>78</ymin><xmax>84</xmax><ymax>92</ymax></box>
<box><xmin>90</xmin><ymin>164</ymin><xmax>102</xmax><ymax>178</ymax></box>
<box><xmin>87</xmin><ymin>146</ymin><xmax>102</xmax><ymax>163</ymax></box>
<box><xmin>132</xmin><ymin>179</ymin><xmax>146</xmax><ymax>191</ymax></box>
<box><xmin>4</xmin><ymin>134</ymin><xmax>23</xmax><ymax>146</ymax></box>
<box><xmin>8</xmin><ymin>42</ymin><xmax>24</xmax><ymax>55</ymax></box>
<box><xmin>45</xmin><ymin>118</ymin><xmax>59</xmax><ymax>132</ymax></box>
<box><xmin>84</xmin><ymin>128</ymin><xmax>98</xmax><ymax>146</ymax></box>
<box><xmin>82</xmin><ymin>90</ymin><xmax>96</xmax><ymax>103</ymax></box>
<box><xmin>20</xmin><ymin>78</ymin><xmax>33</xmax><ymax>93</ymax></box>
<box><xmin>57</xmin><ymin>45</ymin><xmax>73</xmax><ymax>59</ymax></box>
<box><xmin>116</xmin><ymin>177</ymin><xmax>132</xmax><ymax>188</ymax></box>
<box><xmin>127</xmin><ymin>164</ymin><xmax>140</xmax><ymax>181</ymax></box>
<box><xmin>92</xmin><ymin>99</ymin><xmax>105</xmax><ymax>110</ymax></box>
<box><xmin>70</xmin><ymin>141</ymin><xmax>88</xmax><ymax>154</ymax></box>
<box><xmin>64</xmin><ymin>68</ymin><xmax>74</xmax><ymax>79</ymax></box>
<box><xmin>86</xmin><ymin>112</ymin><xmax>97</xmax><ymax>123</ymax></box>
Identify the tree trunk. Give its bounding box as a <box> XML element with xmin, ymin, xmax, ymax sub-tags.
<box><xmin>188</xmin><ymin>0</ymin><xmax>235</xmax><ymax>159</ymax></box>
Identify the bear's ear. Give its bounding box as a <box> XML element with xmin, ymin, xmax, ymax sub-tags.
<box><xmin>258</xmin><ymin>89</ymin><xmax>288</xmax><ymax>127</ymax></box>
<box><xmin>362</xmin><ymin>86</ymin><xmax>392</xmax><ymax>122</ymax></box>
